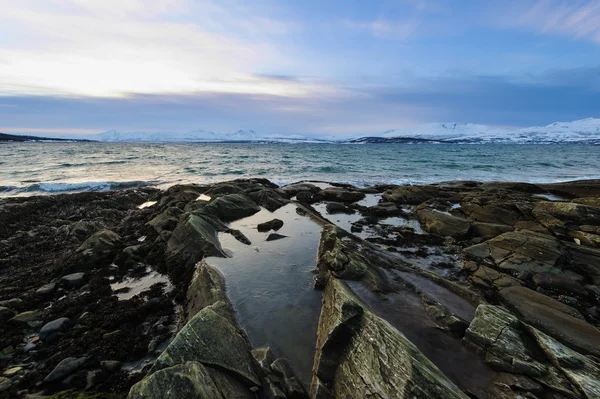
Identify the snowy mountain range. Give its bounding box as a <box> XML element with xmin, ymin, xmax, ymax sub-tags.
<box><xmin>56</xmin><ymin>118</ymin><xmax>600</xmax><ymax>144</ymax></box>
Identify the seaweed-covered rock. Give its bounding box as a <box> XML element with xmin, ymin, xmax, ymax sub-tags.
<box><xmin>311</xmin><ymin>278</ymin><xmax>469</xmax><ymax>399</ymax></box>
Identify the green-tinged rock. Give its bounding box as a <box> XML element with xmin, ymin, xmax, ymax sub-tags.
<box><xmin>463</xmin><ymin>230</ymin><xmax>564</xmax><ymax>274</ymax></box>
<box><xmin>201</xmin><ymin>194</ymin><xmax>260</xmax><ymax>222</ymax></box>
<box><xmin>147</xmin><ymin>206</ymin><xmax>183</xmax><ymax>233</ymax></box>
<box><xmin>417</xmin><ymin>209</ymin><xmax>471</xmax><ymax>237</ymax></box>
<box><xmin>128</xmin><ymin>361</ymin><xmax>253</xmax><ymax>399</ymax></box>
<box><xmin>569</xmin><ymin>230</ymin><xmax>600</xmax><ymax>248</ymax></box>
<box><xmin>76</xmin><ymin>229</ymin><xmax>121</xmax><ymax>254</ymax></box>
<box><xmin>167</xmin><ymin>214</ymin><xmax>226</xmax><ymax>261</ymax></box>
<box><xmin>500</xmin><ymin>286</ymin><xmax>600</xmax><ymax>357</ymax></box>
<box><xmin>153</xmin><ymin>305</ymin><xmax>260</xmax><ymax>386</ymax></box>
<box><xmin>9</xmin><ymin>309</ymin><xmax>42</xmax><ymax>323</ymax></box>
<box><xmin>311</xmin><ymin>278</ymin><xmax>469</xmax><ymax>399</ymax></box>
<box><xmin>185</xmin><ymin>261</ymin><xmax>234</xmax><ymax>324</ymax></box>
<box><xmin>534</xmin><ymin>201</ymin><xmax>600</xmax><ymax>225</ymax></box>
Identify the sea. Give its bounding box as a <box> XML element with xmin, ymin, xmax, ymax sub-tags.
<box><xmin>1</xmin><ymin>142</ymin><xmax>600</xmax><ymax>197</ymax></box>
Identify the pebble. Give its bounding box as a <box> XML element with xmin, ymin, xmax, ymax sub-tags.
<box><xmin>35</xmin><ymin>283</ymin><xmax>57</xmax><ymax>296</ymax></box>
<box><xmin>102</xmin><ymin>330</ymin><xmax>121</xmax><ymax>340</ymax></box>
<box><xmin>0</xmin><ymin>306</ymin><xmax>16</xmax><ymax>321</ymax></box>
<box><xmin>0</xmin><ymin>298</ymin><xmax>22</xmax><ymax>309</ymax></box>
<box><xmin>0</xmin><ymin>376</ymin><xmax>11</xmax><ymax>392</ymax></box>
<box><xmin>43</xmin><ymin>356</ymin><xmax>87</xmax><ymax>383</ymax></box>
<box><xmin>3</xmin><ymin>366</ymin><xmax>22</xmax><ymax>377</ymax></box>
<box><xmin>60</xmin><ymin>272</ymin><xmax>86</xmax><ymax>288</ymax></box>
<box><xmin>100</xmin><ymin>360</ymin><xmax>122</xmax><ymax>373</ymax></box>
<box><xmin>39</xmin><ymin>317</ymin><xmax>71</xmax><ymax>341</ymax></box>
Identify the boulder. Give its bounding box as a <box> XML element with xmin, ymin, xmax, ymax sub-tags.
<box><xmin>539</xmin><ymin>180</ymin><xmax>600</xmax><ymax>198</ymax></box>
<box><xmin>531</xmin><ymin>272</ymin><xmax>589</xmax><ymax>297</ymax></box>
<box><xmin>76</xmin><ymin>229</ymin><xmax>121</xmax><ymax>254</ymax></box>
<box><xmin>167</xmin><ymin>214</ymin><xmax>227</xmax><ymax>261</ymax></box>
<box><xmin>533</xmin><ymin>201</ymin><xmax>600</xmax><ymax>225</ymax></box>
<box><xmin>257</xmin><ymin>219</ymin><xmax>284</xmax><ymax>232</ymax></box>
<box><xmin>60</xmin><ymin>272</ymin><xmax>86</xmax><ymax>288</ymax></box>
<box><xmin>248</xmin><ymin>189</ymin><xmax>289</xmax><ymax>212</ymax></box>
<box><xmin>460</xmin><ymin>202</ymin><xmax>522</xmax><ymax>226</ymax></box>
<box><xmin>153</xmin><ymin>305</ymin><xmax>260</xmax><ymax>386</ymax></box>
<box><xmin>0</xmin><ymin>306</ymin><xmax>16</xmax><ymax>321</ymax></box>
<box><xmin>500</xmin><ymin>286</ymin><xmax>600</xmax><ymax>357</ymax></box>
<box><xmin>36</xmin><ymin>282</ymin><xmax>57</xmax><ymax>296</ymax></box>
<box><xmin>383</xmin><ymin>185</ymin><xmax>439</xmax><ymax>205</ymax></box>
<box><xmin>39</xmin><ymin>317</ymin><xmax>71</xmax><ymax>341</ymax></box>
<box><xmin>367</xmin><ymin>202</ymin><xmax>398</xmax><ymax>216</ymax></box>
<box><xmin>569</xmin><ymin>230</ymin><xmax>600</xmax><ymax>248</ymax></box>
<box><xmin>147</xmin><ymin>206</ymin><xmax>183</xmax><ymax>233</ymax></box>
<box><xmin>281</xmin><ymin>182</ymin><xmax>321</xmax><ymax>196</ymax></box>
<box><xmin>311</xmin><ymin>278</ymin><xmax>469</xmax><ymax>399</ymax></box>
<box><xmin>295</xmin><ymin>191</ymin><xmax>313</xmax><ymax>202</ymax></box>
<box><xmin>314</xmin><ymin>188</ymin><xmax>365</xmax><ymax>203</ymax></box>
<box><xmin>128</xmin><ymin>361</ymin><xmax>253</xmax><ymax>399</ymax></box>
<box><xmin>469</xmin><ymin>266</ymin><xmax>523</xmax><ymax>290</ymax></box>
<box><xmin>417</xmin><ymin>209</ymin><xmax>470</xmax><ymax>238</ymax></box>
<box><xmin>573</xmin><ymin>197</ymin><xmax>600</xmax><ymax>207</ymax></box>
<box><xmin>463</xmin><ymin>230</ymin><xmax>564</xmax><ymax>275</ymax></box>
<box><xmin>185</xmin><ymin>262</ymin><xmax>234</xmax><ymax>324</ymax></box>
<box><xmin>44</xmin><ymin>356</ymin><xmax>87</xmax><ymax>383</ymax></box>
<box><xmin>325</xmin><ymin>202</ymin><xmax>354</xmax><ymax>214</ymax></box>
<box><xmin>201</xmin><ymin>194</ymin><xmax>260</xmax><ymax>222</ymax></box>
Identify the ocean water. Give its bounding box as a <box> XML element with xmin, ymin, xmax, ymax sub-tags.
<box><xmin>1</xmin><ymin>142</ymin><xmax>600</xmax><ymax>196</ymax></box>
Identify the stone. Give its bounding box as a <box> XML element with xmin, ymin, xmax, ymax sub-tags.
<box><xmin>76</xmin><ymin>228</ymin><xmax>121</xmax><ymax>254</ymax></box>
<box><xmin>167</xmin><ymin>214</ymin><xmax>227</xmax><ymax>261</ymax></box>
<box><xmin>569</xmin><ymin>230</ymin><xmax>600</xmax><ymax>248</ymax></box>
<box><xmin>314</xmin><ymin>187</ymin><xmax>365</xmax><ymax>203</ymax></box>
<box><xmin>282</xmin><ymin>376</ymin><xmax>308</xmax><ymax>398</ymax></box>
<box><xmin>44</xmin><ymin>356</ymin><xmax>87</xmax><ymax>383</ymax></box>
<box><xmin>266</xmin><ymin>233</ymin><xmax>287</xmax><ymax>241</ymax></box>
<box><xmin>153</xmin><ymin>305</ymin><xmax>260</xmax><ymax>386</ymax></box>
<box><xmin>103</xmin><ymin>330</ymin><xmax>122</xmax><ymax>340</ymax></box>
<box><xmin>60</xmin><ymin>272</ymin><xmax>86</xmax><ymax>288</ymax></box>
<box><xmin>36</xmin><ymin>282</ymin><xmax>57</xmax><ymax>296</ymax></box>
<box><xmin>417</xmin><ymin>209</ymin><xmax>471</xmax><ymax>237</ymax></box>
<box><xmin>39</xmin><ymin>317</ymin><xmax>71</xmax><ymax>341</ymax></box>
<box><xmin>228</xmin><ymin>229</ymin><xmax>251</xmax><ymax>245</ymax></box>
<box><xmin>201</xmin><ymin>193</ymin><xmax>261</xmax><ymax>222</ymax></box>
<box><xmin>469</xmin><ymin>266</ymin><xmax>523</xmax><ymax>290</ymax></box>
<box><xmin>500</xmin><ymin>286</ymin><xmax>600</xmax><ymax>357</ymax></box>
<box><xmin>383</xmin><ymin>185</ymin><xmax>439</xmax><ymax>205</ymax></box>
<box><xmin>270</xmin><ymin>358</ymin><xmax>294</xmax><ymax>378</ymax></box>
<box><xmin>0</xmin><ymin>306</ymin><xmax>16</xmax><ymax>321</ymax></box>
<box><xmin>460</xmin><ymin>202</ymin><xmax>522</xmax><ymax>226</ymax></box>
<box><xmin>248</xmin><ymin>189</ymin><xmax>289</xmax><ymax>211</ymax></box>
<box><xmin>311</xmin><ymin>278</ymin><xmax>469</xmax><ymax>399</ymax></box>
<box><xmin>257</xmin><ymin>218</ymin><xmax>284</xmax><ymax>232</ymax></box>
<box><xmin>367</xmin><ymin>202</ymin><xmax>399</xmax><ymax>216</ymax></box>
<box><xmin>325</xmin><ymin>202</ymin><xmax>354</xmax><ymax>214</ymax></box>
<box><xmin>282</xmin><ymin>182</ymin><xmax>321</xmax><ymax>196</ymax></box>
<box><xmin>251</xmin><ymin>347</ymin><xmax>275</xmax><ymax>372</ymax></box>
<box><xmin>534</xmin><ymin>201</ymin><xmax>600</xmax><ymax>225</ymax></box>
<box><xmin>9</xmin><ymin>310</ymin><xmax>42</xmax><ymax>323</ymax></box>
<box><xmin>3</xmin><ymin>366</ymin><xmax>22</xmax><ymax>376</ymax></box>
<box><xmin>469</xmin><ymin>222</ymin><xmax>514</xmax><ymax>239</ymax></box>
<box><xmin>128</xmin><ymin>361</ymin><xmax>253</xmax><ymax>399</ymax></box>
<box><xmin>532</xmin><ymin>272</ymin><xmax>589</xmax><ymax>297</ymax></box>
<box><xmin>0</xmin><ymin>377</ymin><xmax>11</xmax><ymax>392</ymax></box>
<box><xmin>101</xmin><ymin>360</ymin><xmax>122</xmax><ymax>373</ymax></box>
<box><xmin>463</xmin><ymin>230</ymin><xmax>564</xmax><ymax>274</ymax></box>
<box><xmin>295</xmin><ymin>191</ymin><xmax>313</xmax><ymax>202</ymax></box>
<box><xmin>0</xmin><ymin>298</ymin><xmax>22</xmax><ymax>309</ymax></box>
<box><xmin>185</xmin><ymin>262</ymin><xmax>235</xmax><ymax>324</ymax></box>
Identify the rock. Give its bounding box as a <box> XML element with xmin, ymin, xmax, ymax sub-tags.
<box><xmin>325</xmin><ymin>202</ymin><xmax>354</xmax><ymax>214</ymax></box>
<box><xmin>35</xmin><ymin>282</ymin><xmax>57</xmax><ymax>296</ymax></box>
<box><xmin>101</xmin><ymin>360</ymin><xmax>122</xmax><ymax>373</ymax></box>
<box><xmin>153</xmin><ymin>305</ymin><xmax>260</xmax><ymax>386</ymax></box>
<box><xmin>9</xmin><ymin>310</ymin><xmax>42</xmax><ymax>323</ymax></box>
<box><xmin>311</xmin><ymin>278</ymin><xmax>469</xmax><ymax>399</ymax></box>
<box><xmin>147</xmin><ymin>206</ymin><xmax>183</xmax><ymax>233</ymax></box>
<box><xmin>228</xmin><ymin>229</ymin><xmax>251</xmax><ymax>245</ymax></box>
<box><xmin>167</xmin><ymin>214</ymin><xmax>227</xmax><ymax>261</ymax></box>
<box><xmin>39</xmin><ymin>317</ymin><xmax>71</xmax><ymax>341</ymax></box>
<box><xmin>314</xmin><ymin>187</ymin><xmax>365</xmax><ymax>203</ymax></box>
<box><xmin>3</xmin><ymin>366</ymin><xmax>22</xmax><ymax>376</ymax></box>
<box><xmin>248</xmin><ymin>189</ymin><xmax>289</xmax><ymax>211</ymax></box>
<box><xmin>257</xmin><ymin>218</ymin><xmax>284</xmax><ymax>232</ymax></box>
<box><xmin>534</xmin><ymin>201</ymin><xmax>600</xmax><ymax>225</ymax></box>
<box><xmin>270</xmin><ymin>358</ymin><xmax>294</xmax><ymax>378</ymax></box>
<box><xmin>417</xmin><ymin>209</ymin><xmax>470</xmax><ymax>237</ymax></box>
<box><xmin>573</xmin><ymin>197</ymin><xmax>600</xmax><ymax>207</ymax></box>
<box><xmin>463</xmin><ymin>230</ymin><xmax>564</xmax><ymax>274</ymax></box>
<box><xmin>201</xmin><ymin>193</ymin><xmax>261</xmax><ymax>222</ymax></box>
<box><xmin>469</xmin><ymin>266</ymin><xmax>523</xmax><ymax>290</ymax></box>
<box><xmin>532</xmin><ymin>272</ymin><xmax>589</xmax><ymax>297</ymax></box>
<box><xmin>0</xmin><ymin>377</ymin><xmax>11</xmax><ymax>392</ymax></box>
<box><xmin>67</xmin><ymin>220</ymin><xmax>105</xmax><ymax>239</ymax></box>
<box><xmin>569</xmin><ymin>230</ymin><xmax>600</xmax><ymax>248</ymax></box>
<box><xmin>460</xmin><ymin>202</ymin><xmax>522</xmax><ymax>226</ymax></box>
<box><xmin>514</xmin><ymin>220</ymin><xmax>550</xmax><ymax>234</ymax></box>
<box><xmin>295</xmin><ymin>191</ymin><xmax>313</xmax><ymax>202</ymax></box>
<box><xmin>282</xmin><ymin>376</ymin><xmax>308</xmax><ymax>398</ymax></box>
<box><xmin>367</xmin><ymin>202</ymin><xmax>398</xmax><ymax>216</ymax></box>
<box><xmin>103</xmin><ymin>330</ymin><xmax>122</xmax><ymax>340</ymax></box>
<box><xmin>128</xmin><ymin>361</ymin><xmax>253</xmax><ymax>399</ymax></box>
<box><xmin>266</xmin><ymin>233</ymin><xmax>287</xmax><ymax>241</ymax></box>
<box><xmin>469</xmin><ymin>222</ymin><xmax>514</xmax><ymax>239</ymax></box>
<box><xmin>539</xmin><ymin>181</ymin><xmax>600</xmax><ymax>198</ymax></box>
<box><xmin>60</xmin><ymin>272</ymin><xmax>86</xmax><ymax>288</ymax></box>
<box><xmin>383</xmin><ymin>185</ymin><xmax>439</xmax><ymax>205</ymax></box>
<box><xmin>76</xmin><ymin>228</ymin><xmax>121</xmax><ymax>254</ymax></box>
<box><xmin>500</xmin><ymin>286</ymin><xmax>600</xmax><ymax>357</ymax></box>
<box><xmin>282</xmin><ymin>182</ymin><xmax>321</xmax><ymax>196</ymax></box>
<box><xmin>0</xmin><ymin>298</ymin><xmax>22</xmax><ymax>309</ymax></box>
<box><xmin>251</xmin><ymin>347</ymin><xmax>276</xmax><ymax>373</ymax></box>
<box><xmin>0</xmin><ymin>306</ymin><xmax>16</xmax><ymax>321</ymax></box>
<box><xmin>185</xmin><ymin>262</ymin><xmax>235</xmax><ymax>324</ymax></box>
<box><xmin>44</xmin><ymin>356</ymin><xmax>87</xmax><ymax>383</ymax></box>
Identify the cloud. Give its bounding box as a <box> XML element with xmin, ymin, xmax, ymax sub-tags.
<box><xmin>341</xmin><ymin>18</ymin><xmax>420</xmax><ymax>40</ymax></box>
<box><xmin>507</xmin><ymin>0</ymin><xmax>600</xmax><ymax>44</ymax></box>
<box><xmin>0</xmin><ymin>0</ymin><xmax>308</xmax><ymax>98</ymax></box>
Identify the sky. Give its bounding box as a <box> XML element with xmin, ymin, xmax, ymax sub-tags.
<box><xmin>1</xmin><ymin>0</ymin><xmax>600</xmax><ymax>136</ymax></box>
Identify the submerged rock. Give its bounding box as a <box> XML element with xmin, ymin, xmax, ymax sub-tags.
<box><xmin>257</xmin><ymin>218</ymin><xmax>284</xmax><ymax>232</ymax></box>
<box><xmin>311</xmin><ymin>278</ymin><xmax>468</xmax><ymax>399</ymax></box>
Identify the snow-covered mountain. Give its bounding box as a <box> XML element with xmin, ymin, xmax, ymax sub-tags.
<box><xmin>375</xmin><ymin>118</ymin><xmax>600</xmax><ymax>144</ymax></box>
<box><xmin>55</xmin><ymin>118</ymin><xmax>600</xmax><ymax>144</ymax></box>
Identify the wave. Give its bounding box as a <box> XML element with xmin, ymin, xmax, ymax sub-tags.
<box><xmin>1</xmin><ymin>180</ymin><xmax>157</xmax><ymax>195</ymax></box>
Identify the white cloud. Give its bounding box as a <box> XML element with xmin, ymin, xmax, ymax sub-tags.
<box><xmin>342</xmin><ymin>18</ymin><xmax>420</xmax><ymax>40</ymax></box>
<box><xmin>0</xmin><ymin>0</ymin><xmax>322</xmax><ymax>98</ymax></box>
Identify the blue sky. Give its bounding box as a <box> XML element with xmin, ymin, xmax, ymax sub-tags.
<box><xmin>1</xmin><ymin>0</ymin><xmax>599</xmax><ymax>136</ymax></box>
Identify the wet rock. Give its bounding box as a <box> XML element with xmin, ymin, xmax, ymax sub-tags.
<box><xmin>314</xmin><ymin>187</ymin><xmax>365</xmax><ymax>203</ymax></box>
<box><xmin>469</xmin><ymin>222</ymin><xmax>514</xmax><ymax>239</ymax></box>
<box><xmin>295</xmin><ymin>191</ymin><xmax>313</xmax><ymax>202</ymax></box>
<box><xmin>67</xmin><ymin>219</ymin><xmax>105</xmax><ymax>240</ymax></box>
<box><xmin>44</xmin><ymin>356</ymin><xmax>87</xmax><ymax>383</ymax></box>
<box><xmin>147</xmin><ymin>206</ymin><xmax>183</xmax><ymax>233</ymax></box>
<box><xmin>539</xmin><ymin>180</ymin><xmax>600</xmax><ymax>198</ymax></box>
<box><xmin>0</xmin><ymin>377</ymin><xmax>11</xmax><ymax>392</ymax></box>
<box><xmin>469</xmin><ymin>266</ymin><xmax>523</xmax><ymax>290</ymax></box>
<box><xmin>249</xmin><ymin>189</ymin><xmax>289</xmax><ymax>211</ymax></box>
<box><xmin>417</xmin><ymin>209</ymin><xmax>470</xmax><ymax>238</ymax></box>
<box><xmin>367</xmin><ymin>202</ymin><xmax>398</xmax><ymax>216</ymax></box>
<box><xmin>35</xmin><ymin>282</ymin><xmax>57</xmax><ymax>296</ymax></box>
<box><xmin>251</xmin><ymin>347</ymin><xmax>276</xmax><ymax>372</ymax></box>
<box><xmin>569</xmin><ymin>230</ymin><xmax>600</xmax><ymax>248</ymax></box>
<box><xmin>325</xmin><ymin>202</ymin><xmax>354</xmax><ymax>214</ymax></box>
<box><xmin>167</xmin><ymin>214</ymin><xmax>227</xmax><ymax>261</ymax></box>
<box><xmin>282</xmin><ymin>376</ymin><xmax>308</xmax><ymax>398</ymax></box>
<box><xmin>103</xmin><ymin>330</ymin><xmax>122</xmax><ymax>340</ymax></box>
<box><xmin>185</xmin><ymin>262</ymin><xmax>235</xmax><ymax>324</ymax></box>
<box><xmin>0</xmin><ymin>306</ymin><xmax>16</xmax><ymax>321</ymax></box>
<box><xmin>101</xmin><ymin>360</ymin><xmax>122</xmax><ymax>373</ymax></box>
<box><xmin>0</xmin><ymin>298</ymin><xmax>22</xmax><ymax>309</ymax></box>
<box><xmin>533</xmin><ymin>201</ymin><xmax>600</xmax><ymax>225</ymax></box>
<box><xmin>383</xmin><ymin>185</ymin><xmax>439</xmax><ymax>205</ymax></box>
<box><xmin>9</xmin><ymin>310</ymin><xmax>42</xmax><ymax>323</ymax></box>
<box><xmin>202</xmin><ymin>193</ymin><xmax>261</xmax><ymax>222</ymax></box>
<box><xmin>532</xmin><ymin>272</ymin><xmax>589</xmax><ymax>297</ymax></box>
<box><xmin>270</xmin><ymin>358</ymin><xmax>294</xmax><ymax>378</ymax></box>
<box><xmin>573</xmin><ymin>197</ymin><xmax>600</xmax><ymax>207</ymax></box>
<box><xmin>266</xmin><ymin>233</ymin><xmax>287</xmax><ymax>241</ymax></box>
<box><xmin>39</xmin><ymin>317</ymin><xmax>71</xmax><ymax>341</ymax></box>
<box><xmin>500</xmin><ymin>286</ymin><xmax>600</xmax><ymax>357</ymax></box>
<box><xmin>128</xmin><ymin>361</ymin><xmax>253</xmax><ymax>399</ymax></box>
<box><xmin>311</xmin><ymin>278</ymin><xmax>468</xmax><ymax>399</ymax></box>
<box><xmin>257</xmin><ymin>218</ymin><xmax>284</xmax><ymax>232</ymax></box>
<box><xmin>76</xmin><ymin>228</ymin><xmax>121</xmax><ymax>262</ymax></box>
<box><xmin>153</xmin><ymin>305</ymin><xmax>260</xmax><ymax>386</ymax></box>
<box><xmin>60</xmin><ymin>272</ymin><xmax>87</xmax><ymax>288</ymax></box>
<box><xmin>463</xmin><ymin>230</ymin><xmax>564</xmax><ymax>274</ymax></box>
<box><xmin>460</xmin><ymin>202</ymin><xmax>522</xmax><ymax>226</ymax></box>
<box><xmin>282</xmin><ymin>182</ymin><xmax>321</xmax><ymax>196</ymax></box>
<box><xmin>228</xmin><ymin>229</ymin><xmax>251</xmax><ymax>245</ymax></box>
<box><xmin>514</xmin><ymin>220</ymin><xmax>550</xmax><ymax>234</ymax></box>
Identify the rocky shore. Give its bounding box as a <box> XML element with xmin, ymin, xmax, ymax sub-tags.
<box><xmin>1</xmin><ymin>178</ymin><xmax>599</xmax><ymax>398</ymax></box>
